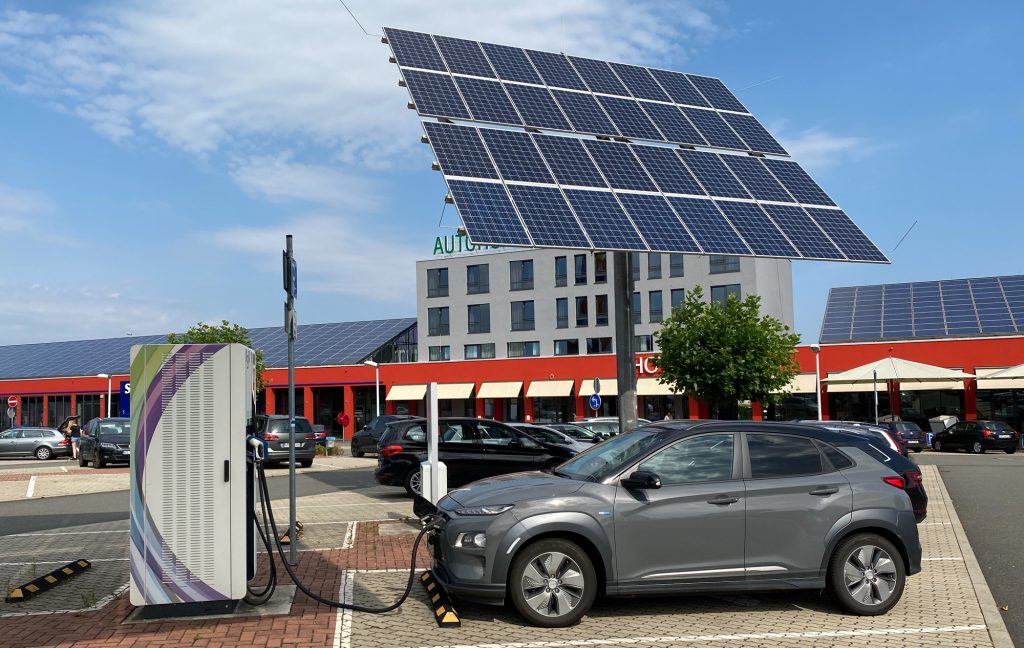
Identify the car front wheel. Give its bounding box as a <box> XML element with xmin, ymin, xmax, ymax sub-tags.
<box><xmin>932</xmin><ymin>439</ymin><xmax>943</xmax><ymax>452</ymax></box>
<box><xmin>972</xmin><ymin>441</ymin><xmax>984</xmax><ymax>454</ymax></box>
<box><xmin>403</xmin><ymin>469</ymin><xmax>421</xmax><ymax>497</ymax></box>
<box><xmin>828</xmin><ymin>533</ymin><xmax>905</xmax><ymax>615</ymax></box>
<box><xmin>350</xmin><ymin>441</ymin><xmax>364</xmax><ymax>458</ymax></box>
<box><xmin>35</xmin><ymin>446</ymin><xmax>52</xmax><ymax>460</ymax></box>
<box><xmin>508</xmin><ymin>538</ymin><xmax>596</xmax><ymax>628</ymax></box>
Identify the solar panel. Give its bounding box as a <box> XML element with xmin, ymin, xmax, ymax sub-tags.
<box><xmin>678</xmin><ymin>150</ymin><xmax>750</xmax><ymax>199</ymax></box>
<box><xmin>402</xmin><ymin>69</ymin><xmax>470</xmax><ymax>119</ymax></box>
<box><xmin>969</xmin><ymin>277</ymin><xmax>1015</xmax><ymax>333</ymax></box>
<box><xmin>434</xmin><ymin>35</ymin><xmax>495</xmax><ymax>77</ymax></box>
<box><xmin>567</xmin><ymin>56</ymin><xmax>629</xmax><ymax>96</ymax></box>
<box><xmin>820</xmin><ymin>287</ymin><xmax>856</xmax><ymax>342</ymax></box>
<box><xmin>722</xmin><ymin>113</ymin><xmax>787</xmax><ymax>155</ymax></box>
<box><xmin>480</xmin><ymin>43</ymin><xmax>541</xmax><ymax>84</ymax></box>
<box><xmin>851</xmin><ymin>285</ymin><xmax>883</xmax><ymax>340</ymax></box>
<box><xmin>563</xmin><ymin>189</ymin><xmax>647</xmax><ymax>251</ymax></box>
<box><xmin>502</xmin><ymin>83</ymin><xmax>571</xmax><ymax>130</ymax></box>
<box><xmin>720</xmin><ymin>155</ymin><xmax>792</xmax><ymax>202</ymax></box>
<box><xmin>630</xmin><ymin>145</ymin><xmax>705</xmax><ymax>196</ymax></box>
<box><xmin>582</xmin><ymin>140</ymin><xmax>657</xmax><ymax>191</ymax></box>
<box><xmin>454</xmin><ymin>77</ymin><xmax>522</xmax><ymax>125</ymax></box>
<box><xmin>763</xmin><ymin>159</ymin><xmax>835</xmax><ymax>206</ymax></box>
<box><xmin>760</xmin><ymin>204</ymin><xmax>844</xmax><ymax>260</ymax></box>
<box><xmin>1001</xmin><ymin>275</ymin><xmax>1024</xmax><ymax>328</ymax></box>
<box><xmin>479</xmin><ymin>128</ymin><xmax>553</xmax><ymax>183</ymax></box>
<box><xmin>636</xmin><ymin>103</ymin><xmax>706</xmax><ymax>147</ymax></box>
<box><xmin>551</xmin><ymin>90</ymin><xmax>619</xmax><ymax>135</ymax></box>
<box><xmin>447</xmin><ymin>180</ymin><xmax>533</xmax><ymax>246</ymax></box>
<box><xmin>714</xmin><ymin>201</ymin><xmax>798</xmax><ymax>258</ymax></box>
<box><xmin>506</xmin><ymin>184</ymin><xmax>590</xmax><ymax>247</ymax></box>
<box><xmin>681</xmin><ymin>108</ymin><xmax>746</xmax><ymax>150</ymax></box>
<box><xmin>648</xmin><ymin>69</ymin><xmax>710</xmax><ymax>108</ymax></box>
<box><xmin>666</xmin><ymin>197</ymin><xmax>751</xmax><ymax>255</ymax></box>
<box><xmin>384</xmin><ymin>28</ymin><xmax>447</xmax><ymax>71</ymax></box>
<box><xmin>806</xmin><ymin>208</ymin><xmax>888</xmax><ymax>263</ymax></box>
<box><xmin>532</xmin><ymin>135</ymin><xmax>607</xmax><ymax>188</ymax></box>
<box><xmin>939</xmin><ymin>280</ymin><xmax>980</xmax><ymax>335</ymax></box>
<box><xmin>423</xmin><ymin>122</ymin><xmax>498</xmax><ymax>179</ymax></box>
<box><xmin>882</xmin><ymin>284</ymin><xmax>913</xmax><ymax>339</ymax></box>
<box><xmin>525</xmin><ymin>50</ymin><xmax>588</xmax><ymax>90</ymax></box>
<box><xmin>596</xmin><ymin>96</ymin><xmax>663</xmax><ymax>140</ymax></box>
<box><xmin>686</xmin><ymin>74</ymin><xmax>747</xmax><ymax>112</ymax></box>
<box><xmin>911</xmin><ymin>282</ymin><xmax>946</xmax><ymax>337</ymax></box>
<box><xmin>616</xmin><ymin>193</ymin><xmax>702</xmax><ymax>253</ymax></box>
<box><xmin>609</xmin><ymin>63</ymin><xmax>671</xmax><ymax>102</ymax></box>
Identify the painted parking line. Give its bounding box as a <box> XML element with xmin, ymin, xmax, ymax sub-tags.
<box><xmin>341</xmin><ymin>521</ymin><xmax>358</xmax><ymax>549</ymax></box>
<box><xmin>24</xmin><ymin>476</ymin><xmax>35</xmax><ymax>498</ymax></box>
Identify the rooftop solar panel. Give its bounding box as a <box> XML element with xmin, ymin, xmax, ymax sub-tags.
<box><xmin>1001</xmin><ymin>275</ymin><xmax>1024</xmax><ymax>327</ymax></box>
<box><xmin>384</xmin><ymin>28</ymin><xmax>447</xmax><ymax>71</ymax></box>
<box><xmin>563</xmin><ymin>189</ymin><xmax>648</xmax><ymax>251</ymax></box>
<box><xmin>567</xmin><ymin>56</ymin><xmax>630</xmax><ymax>96</ymax></box>
<box><xmin>648</xmin><ymin>69</ymin><xmax>710</xmax><ymax>108</ymax></box>
<box><xmin>714</xmin><ymin>201</ymin><xmax>799</xmax><ymax>258</ymax></box>
<box><xmin>423</xmin><ymin>122</ymin><xmax>498</xmax><ymax>179</ymax></box>
<box><xmin>434</xmin><ymin>35</ymin><xmax>495</xmax><ymax>77</ymax></box>
<box><xmin>882</xmin><ymin>283</ymin><xmax>914</xmax><ymax>339</ymax></box>
<box><xmin>720</xmin><ymin>155</ymin><xmax>792</xmax><ymax>202</ymax></box>
<box><xmin>506</xmin><ymin>184</ymin><xmax>590</xmax><ymax>248</ymax></box>
<box><xmin>551</xmin><ymin>89</ymin><xmax>619</xmax><ymax>135</ymax></box>
<box><xmin>722</xmin><ymin>113</ymin><xmax>787</xmax><ymax>155</ymax></box>
<box><xmin>454</xmin><ymin>77</ymin><xmax>522</xmax><ymax>125</ymax></box>
<box><xmin>678</xmin><ymin>150</ymin><xmax>750</xmax><ymax>199</ymax></box>
<box><xmin>502</xmin><ymin>83</ymin><xmax>571</xmax><ymax>130</ymax></box>
<box><xmin>681</xmin><ymin>107</ymin><xmax>746</xmax><ymax>150</ymax></box>
<box><xmin>686</xmin><ymin>74</ymin><xmax>747</xmax><ymax>112</ymax></box>
<box><xmin>617</xmin><ymin>193</ymin><xmax>702</xmax><ymax>253</ymax></box>
<box><xmin>911</xmin><ymin>282</ymin><xmax>946</xmax><ymax>337</ymax></box>
<box><xmin>402</xmin><ymin>69</ymin><xmax>470</xmax><ymax>119</ymax></box>
<box><xmin>525</xmin><ymin>50</ymin><xmax>588</xmax><ymax>90</ymax></box>
<box><xmin>820</xmin><ymin>287</ymin><xmax>856</xmax><ymax>342</ymax></box>
<box><xmin>939</xmin><ymin>280</ymin><xmax>980</xmax><ymax>335</ymax></box>
<box><xmin>447</xmin><ymin>180</ymin><xmax>533</xmax><ymax>246</ymax></box>
<box><xmin>630</xmin><ymin>145</ymin><xmax>705</xmax><ymax>196</ymax></box>
<box><xmin>532</xmin><ymin>135</ymin><xmax>607</xmax><ymax>188</ymax></box>
<box><xmin>637</xmin><ymin>103</ymin><xmax>707</xmax><ymax>147</ymax></box>
<box><xmin>582</xmin><ymin>140</ymin><xmax>657</xmax><ymax>191</ymax></box>
<box><xmin>851</xmin><ymin>285</ymin><xmax>883</xmax><ymax>340</ymax></box>
<box><xmin>609</xmin><ymin>63</ymin><xmax>671</xmax><ymax>102</ymax></box>
<box><xmin>596</xmin><ymin>96</ymin><xmax>663</xmax><ymax>140</ymax></box>
<box><xmin>666</xmin><ymin>197</ymin><xmax>751</xmax><ymax>256</ymax></box>
<box><xmin>479</xmin><ymin>128</ymin><xmax>553</xmax><ymax>183</ymax></box>
<box><xmin>480</xmin><ymin>43</ymin><xmax>542</xmax><ymax>84</ymax></box>
<box><xmin>969</xmin><ymin>277</ymin><xmax>1015</xmax><ymax>333</ymax></box>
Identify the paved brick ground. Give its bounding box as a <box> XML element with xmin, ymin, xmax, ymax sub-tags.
<box><xmin>0</xmin><ymin>465</ymin><xmax>1009</xmax><ymax>648</ymax></box>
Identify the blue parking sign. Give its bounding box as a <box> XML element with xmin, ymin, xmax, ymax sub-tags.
<box><xmin>119</xmin><ymin>381</ymin><xmax>130</xmax><ymax>417</ymax></box>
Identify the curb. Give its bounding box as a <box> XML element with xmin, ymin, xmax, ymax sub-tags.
<box><xmin>931</xmin><ymin>465</ymin><xmax>1015</xmax><ymax>648</ymax></box>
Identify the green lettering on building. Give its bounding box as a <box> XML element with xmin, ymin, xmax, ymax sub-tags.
<box><xmin>432</xmin><ymin>234</ymin><xmax>503</xmax><ymax>256</ymax></box>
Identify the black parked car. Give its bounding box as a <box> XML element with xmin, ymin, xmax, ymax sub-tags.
<box><xmin>253</xmin><ymin>415</ymin><xmax>316</xmax><ymax>467</ymax></box>
<box><xmin>350</xmin><ymin>414</ymin><xmax>417</xmax><ymax>457</ymax></box>
<box><xmin>932</xmin><ymin>420</ymin><xmax>1019</xmax><ymax>454</ymax></box>
<box><xmin>881</xmin><ymin>421</ymin><xmax>925</xmax><ymax>453</ymax></box>
<box><xmin>374</xmin><ymin>417</ymin><xmax>576</xmax><ymax>496</ymax></box>
<box><xmin>79</xmin><ymin>417</ymin><xmax>131</xmax><ymax>468</ymax></box>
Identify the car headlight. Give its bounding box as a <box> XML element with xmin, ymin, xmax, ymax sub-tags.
<box><xmin>100</xmin><ymin>443</ymin><xmax>117</xmax><ymax>449</ymax></box>
<box><xmin>453</xmin><ymin>505</ymin><xmax>513</xmax><ymax>516</ymax></box>
<box><xmin>454</xmin><ymin>532</ymin><xmax>487</xmax><ymax>549</ymax></box>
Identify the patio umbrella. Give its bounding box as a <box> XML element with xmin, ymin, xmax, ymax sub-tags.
<box><xmin>985</xmin><ymin>363</ymin><xmax>1024</xmax><ymax>380</ymax></box>
<box><xmin>821</xmin><ymin>357</ymin><xmax>976</xmax><ymax>423</ymax></box>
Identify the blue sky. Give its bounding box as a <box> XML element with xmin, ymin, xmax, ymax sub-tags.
<box><xmin>1</xmin><ymin>1</ymin><xmax>1021</xmax><ymax>345</ymax></box>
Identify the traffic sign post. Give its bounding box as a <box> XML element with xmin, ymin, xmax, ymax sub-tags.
<box><xmin>7</xmin><ymin>395</ymin><xmax>17</xmax><ymax>409</ymax></box>
<box><xmin>282</xmin><ymin>234</ymin><xmax>298</xmax><ymax>565</ymax></box>
<box><xmin>589</xmin><ymin>393</ymin><xmax>602</xmax><ymax>412</ymax></box>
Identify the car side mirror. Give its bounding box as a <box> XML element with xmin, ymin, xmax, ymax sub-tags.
<box><xmin>508</xmin><ymin>438</ymin><xmax>522</xmax><ymax>447</ymax></box>
<box><xmin>622</xmin><ymin>470</ymin><xmax>661</xmax><ymax>490</ymax></box>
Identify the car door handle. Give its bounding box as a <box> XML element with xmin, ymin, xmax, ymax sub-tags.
<box><xmin>707</xmin><ymin>496</ymin><xmax>739</xmax><ymax>505</ymax></box>
<box><xmin>809</xmin><ymin>486</ymin><xmax>839</xmax><ymax>496</ymax></box>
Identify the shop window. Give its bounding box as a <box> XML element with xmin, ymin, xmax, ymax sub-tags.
<box><xmin>575</xmin><ymin>296</ymin><xmax>588</xmax><ymax>327</ymax></box>
<box><xmin>711</xmin><ymin>284</ymin><xmax>741</xmax><ymax>305</ymax></box>
<box><xmin>586</xmin><ymin>337</ymin><xmax>613</xmax><ymax>354</ymax></box>
<box><xmin>669</xmin><ymin>253</ymin><xmax>684</xmax><ymax>277</ymax></box>
<box><xmin>427</xmin><ymin>267</ymin><xmax>448</xmax><ymax>298</ymax></box>
<box><xmin>510</xmin><ymin>260</ymin><xmax>534</xmax><ymax>291</ymax></box>
<box><xmin>649</xmin><ymin>290</ymin><xmax>663</xmax><ymax>323</ymax></box>
<box><xmin>710</xmin><ymin>255</ymin><xmax>740</xmax><ymax>274</ymax></box>
<box><xmin>595</xmin><ymin>295</ymin><xmax>608</xmax><ymax>326</ymax></box>
<box><xmin>556</xmin><ymin>298</ymin><xmax>569</xmax><ymax>329</ymax></box>
<box><xmin>467</xmin><ymin>264</ymin><xmax>489</xmax><ymax>294</ymax></box>
<box><xmin>511</xmin><ymin>301</ymin><xmax>535</xmax><ymax>331</ymax></box>
<box><xmin>594</xmin><ymin>252</ymin><xmax>607</xmax><ymax>283</ymax></box>
<box><xmin>428</xmin><ymin>345</ymin><xmax>450</xmax><ymax>361</ymax></box>
<box><xmin>554</xmin><ymin>339</ymin><xmax>579</xmax><ymax>356</ymax></box>
<box><xmin>632</xmin><ymin>291</ymin><xmax>641</xmax><ymax>324</ymax></box>
<box><xmin>428</xmin><ymin>307</ymin><xmax>449</xmax><ymax>336</ymax></box>
<box><xmin>468</xmin><ymin>304</ymin><xmax>490</xmax><ymax>334</ymax></box>
<box><xmin>47</xmin><ymin>395</ymin><xmax>71</xmax><ymax>427</ymax></box>
<box><xmin>574</xmin><ymin>254</ymin><xmax>587</xmax><ymax>285</ymax></box>
<box><xmin>554</xmin><ymin>256</ymin><xmax>567</xmax><ymax>287</ymax></box>
<box><xmin>648</xmin><ymin>254</ymin><xmax>662</xmax><ymax>280</ymax></box>
<box><xmin>21</xmin><ymin>396</ymin><xmax>43</xmax><ymax>427</ymax></box>
<box><xmin>508</xmin><ymin>341</ymin><xmax>540</xmax><ymax>358</ymax></box>
<box><xmin>464</xmin><ymin>343</ymin><xmax>495</xmax><ymax>360</ymax></box>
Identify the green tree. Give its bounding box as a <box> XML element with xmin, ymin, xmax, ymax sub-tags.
<box><xmin>167</xmin><ymin>320</ymin><xmax>266</xmax><ymax>390</ymax></box>
<box><xmin>651</xmin><ymin>287</ymin><xmax>800</xmax><ymax>418</ymax></box>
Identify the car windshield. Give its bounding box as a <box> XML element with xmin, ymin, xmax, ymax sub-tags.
<box><xmin>555</xmin><ymin>429</ymin><xmax>665</xmax><ymax>482</ymax></box>
<box><xmin>894</xmin><ymin>422</ymin><xmax>921</xmax><ymax>432</ymax></box>
<box><xmin>97</xmin><ymin>420</ymin><xmax>130</xmax><ymax>435</ymax></box>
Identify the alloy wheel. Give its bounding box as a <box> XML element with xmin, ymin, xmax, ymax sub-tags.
<box><xmin>36</xmin><ymin>446</ymin><xmax>51</xmax><ymax>460</ymax></box>
<box><xmin>844</xmin><ymin>545</ymin><xmax>898</xmax><ymax>606</ymax></box>
<box><xmin>972</xmin><ymin>441</ymin><xmax>983</xmax><ymax>454</ymax></box>
<box><xmin>520</xmin><ymin>551</ymin><xmax>585</xmax><ymax>618</ymax></box>
<box><xmin>408</xmin><ymin>470</ymin><xmax>421</xmax><ymax>495</ymax></box>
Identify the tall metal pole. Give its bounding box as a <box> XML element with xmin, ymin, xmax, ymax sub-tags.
<box><xmin>286</xmin><ymin>234</ymin><xmax>297</xmax><ymax>565</ymax></box>
<box><xmin>813</xmin><ymin>346</ymin><xmax>822</xmax><ymax>421</ymax></box>
<box><xmin>872</xmin><ymin>369</ymin><xmax>879</xmax><ymax>424</ymax></box>
<box><xmin>375</xmin><ymin>364</ymin><xmax>380</xmax><ymax>420</ymax></box>
<box><xmin>612</xmin><ymin>252</ymin><xmax>638</xmax><ymax>434</ymax></box>
<box><xmin>106</xmin><ymin>377</ymin><xmax>112</xmax><ymax>418</ymax></box>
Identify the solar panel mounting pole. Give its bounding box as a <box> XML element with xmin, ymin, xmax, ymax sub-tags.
<box><xmin>612</xmin><ymin>252</ymin><xmax>638</xmax><ymax>433</ymax></box>
<box><xmin>283</xmin><ymin>234</ymin><xmax>298</xmax><ymax>565</ymax></box>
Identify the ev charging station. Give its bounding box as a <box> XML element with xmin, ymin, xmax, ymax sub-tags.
<box><xmin>129</xmin><ymin>343</ymin><xmax>257</xmax><ymax>615</ymax></box>
<box><xmin>420</xmin><ymin>382</ymin><xmax>447</xmax><ymax>504</ymax></box>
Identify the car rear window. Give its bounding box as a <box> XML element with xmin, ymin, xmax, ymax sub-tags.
<box><xmin>894</xmin><ymin>422</ymin><xmax>921</xmax><ymax>432</ymax></box>
<box><xmin>748</xmin><ymin>434</ymin><xmax>823</xmax><ymax>478</ymax></box>
<box><xmin>267</xmin><ymin>419</ymin><xmax>313</xmax><ymax>436</ymax></box>
<box><xmin>983</xmin><ymin>422</ymin><xmax>1014</xmax><ymax>432</ymax></box>
<box><xmin>819</xmin><ymin>443</ymin><xmax>854</xmax><ymax>470</ymax></box>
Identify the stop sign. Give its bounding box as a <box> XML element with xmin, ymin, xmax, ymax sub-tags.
<box><xmin>6</xmin><ymin>395</ymin><xmax>16</xmax><ymax>409</ymax></box>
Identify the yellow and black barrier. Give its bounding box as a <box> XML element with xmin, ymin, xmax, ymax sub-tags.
<box><xmin>5</xmin><ymin>559</ymin><xmax>92</xmax><ymax>603</ymax></box>
<box><xmin>420</xmin><ymin>570</ymin><xmax>461</xmax><ymax>627</ymax></box>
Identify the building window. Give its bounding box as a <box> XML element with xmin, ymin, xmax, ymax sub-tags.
<box><xmin>671</xmin><ymin>288</ymin><xmax>686</xmax><ymax>310</ymax></box>
<box><xmin>428</xmin><ymin>345</ymin><xmax>450</xmax><ymax>361</ymax></box>
<box><xmin>710</xmin><ymin>255</ymin><xmax>740</xmax><ymax>274</ymax></box>
<box><xmin>464</xmin><ymin>343</ymin><xmax>495</xmax><ymax>359</ymax></box>
<box><xmin>467</xmin><ymin>264</ymin><xmax>489</xmax><ymax>294</ymax></box>
<box><xmin>669</xmin><ymin>253</ymin><xmax>684</xmax><ymax>277</ymax></box>
<box><xmin>575</xmin><ymin>296</ymin><xmax>588</xmax><ymax>327</ymax></box>
<box><xmin>632</xmin><ymin>291</ymin><xmax>642</xmax><ymax>324</ymax></box>
<box><xmin>511</xmin><ymin>300</ymin><xmax>535</xmax><ymax>331</ymax></box>
<box><xmin>427</xmin><ymin>307</ymin><xmax>449</xmax><ymax>336</ymax></box>
<box><xmin>594</xmin><ymin>252</ymin><xmax>607</xmax><ymax>283</ymax></box>
<box><xmin>630</xmin><ymin>253</ymin><xmax>641</xmax><ymax>281</ymax></box>
<box><xmin>508</xmin><ymin>341</ymin><xmax>540</xmax><ymax>358</ymax></box>
<box><xmin>554</xmin><ymin>339</ymin><xmax>579</xmax><ymax>356</ymax></box>
<box><xmin>574</xmin><ymin>254</ymin><xmax>587</xmax><ymax>285</ymax></box>
<box><xmin>649</xmin><ymin>290</ymin><xmax>663</xmax><ymax>323</ymax></box>
<box><xmin>510</xmin><ymin>260</ymin><xmax>534</xmax><ymax>291</ymax></box>
<box><xmin>556</xmin><ymin>298</ymin><xmax>569</xmax><ymax>329</ymax></box>
<box><xmin>468</xmin><ymin>304</ymin><xmax>490</xmax><ymax>333</ymax></box>
<box><xmin>427</xmin><ymin>267</ymin><xmax>448</xmax><ymax>298</ymax></box>
<box><xmin>554</xmin><ymin>256</ymin><xmax>567</xmax><ymax>287</ymax></box>
<box><xmin>586</xmin><ymin>337</ymin><xmax>613</xmax><ymax>354</ymax></box>
<box><xmin>711</xmin><ymin>284</ymin><xmax>741</xmax><ymax>305</ymax></box>
<box><xmin>635</xmin><ymin>335</ymin><xmax>654</xmax><ymax>352</ymax></box>
<box><xmin>595</xmin><ymin>294</ymin><xmax>609</xmax><ymax>326</ymax></box>
<box><xmin>648</xmin><ymin>254</ymin><xmax>662</xmax><ymax>279</ymax></box>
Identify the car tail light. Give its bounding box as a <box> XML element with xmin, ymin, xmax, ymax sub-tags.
<box><xmin>305</xmin><ymin>434</ymin><xmax>317</xmax><ymax>440</ymax></box>
<box><xmin>903</xmin><ymin>470</ymin><xmax>922</xmax><ymax>488</ymax></box>
<box><xmin>379</xmin><ymin>444</ymin><xmax>404</xmax><ymax>458</ymax></box>
<box><xmin>58</xmin><ymin>439</ymin><xmax>69</xmax><ymax>446</ymax></box>
<box><xmin>263</xmin><ymin>433</ymin><xmax>279</xmax><ymax>441</ymax></box>
<box><xmin>981</xmin><ymin>428</ymin><xmax>992</xmax><ymax>438</ymax></box>
<box><xmin>882</xmin><ymin>475</ymin><xmax>905</xmax><ymax>489</ymax></box>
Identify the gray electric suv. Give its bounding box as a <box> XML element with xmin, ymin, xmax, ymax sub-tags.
<box><xmin>427</xmin><ymin>421</ymin><xmax>922</xmax><ymax>627</ymax></box>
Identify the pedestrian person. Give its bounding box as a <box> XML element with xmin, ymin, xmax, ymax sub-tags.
<box><xmin>663</xmin><ymin>409</ymin><xmax>673</xmax><ymax>421</ymax></box>
<box><xmin>69</xmin><ymin>421</ymin><xmax>82</xmax><ymax>460</ymax></box>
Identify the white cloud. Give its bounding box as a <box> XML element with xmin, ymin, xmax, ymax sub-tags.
<box><xmin>776</xmin><ymin>127</ymin><xmax>873</xmax><ymax>173</ymax></box>
<box><xmin>229</xmin><ymin>154</ymin><xmax>377</xmax><ymax>210</ymax></box>
<box><xmin>0</xmin><ymin>182</ymin><xmax>55</xmax><ymax>233</ymax></box>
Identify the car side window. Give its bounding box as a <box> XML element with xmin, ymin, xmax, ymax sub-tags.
<box><xmin>477</xmin><ymin>422</ymin><xmax>515</xmax><ymax>446</ymax></box>
<box><xmin>818</xmin><ymin>443</ymin><xmax>854</xmax><ymax>470</ymax></box>
<box><xmin>441</xmin><ymin>422</ymin><xmax>479</xmax><ymax>444</ymax></box>
<box><xmin>514</xmin><ymin>431</ymin><xmax>542</xmax><ymax>449</ymax></box>
<box><xmin>637</xmin><ymin>433</ymin><xmax>735</xmax><ymax>485</ymax></box>
<box><xmin>403</xmin><ymin>423</ymin><xmax>426</xmax><ymax>443</ymax></box>
<box><xmin>747</xmin><ymin>434</ymin><xmax>824</xmax><ymax>479</ymax></box>
<box><xmin>0</xmin><ymin>430</ymin><xmax>13</xmax><ymax>439</ymax></box>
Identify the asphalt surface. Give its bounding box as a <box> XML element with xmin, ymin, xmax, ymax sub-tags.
<box><xmin>916</xmin><ymin>450</ymin><xmax>1023</xmax><ymax>645</ymax></box>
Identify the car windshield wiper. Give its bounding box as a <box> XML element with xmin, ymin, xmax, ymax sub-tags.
<box><xmin>552</xmin><ymin>469</ymin><xmax>576</xmax><ymax>480</ymax></box>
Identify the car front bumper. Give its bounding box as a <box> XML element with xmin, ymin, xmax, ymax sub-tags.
<box><xmin>97</xmin><ymin>447</ymin><xmax>132</xmax><ymax>462</ymax></box>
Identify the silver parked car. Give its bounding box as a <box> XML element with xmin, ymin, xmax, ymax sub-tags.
<box><xmin>0</xmin><ymin>427</ymin><xmax>70</xmax><ymax>460</ymax></box>
<box><xmin>426</xmin><ymin>421</ymin><xmax>922</xmax><ymax>627</ymax></box>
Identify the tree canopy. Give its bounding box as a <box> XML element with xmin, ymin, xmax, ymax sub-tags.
<box><xmin>167</xmin><ymin>320</ymin><xmax>266</xmax><ymax>389</ymax></box>
<box><xmin>651</xmin><ymin>287</ymin><xmax>800</xmax><ymax>417</ymax></box>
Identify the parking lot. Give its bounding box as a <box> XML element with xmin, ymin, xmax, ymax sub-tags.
<box><xmin>0</xmin><ymin>456</ymin><xmax>1013</xmax><ymax>647</ymax></box>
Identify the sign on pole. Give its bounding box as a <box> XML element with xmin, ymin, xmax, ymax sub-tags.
<box><xmin>6</xmin><ymin>406</ymin><xmax>14</xmax><ymax>421</ymax></box>
<box><xmin>589</xmin><ymin>393</ymin><xmax>602</xmax><ymax>412</ymax></box>
<box><xmin>593</xmin><ymin>378</ymin><xmax>601</xmax><ymax>394</ymax></box>
<box><xmin>6</xmin><ymin>395</ymin><xmax>17</xmax><ymax>409</ymax></box>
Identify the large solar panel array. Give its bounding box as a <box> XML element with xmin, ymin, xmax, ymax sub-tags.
<box><xmin>820</xmin><ymin>276</ymin><xmax>1024</xmax><ymax>343</ymax></box>
<box><xmin>385</xmin><ymin>27</ymin><xmax>887</xmax><ymax>264</ymax></box>
<box><xmin>385</xmin><ymin>27</ymin><xmax>785</xmax><ymax>155</ymax></box>
<box><xmin>0</xmin><ymin>319</ymin><xmax>416</xmax><ymax>380</ymax></box>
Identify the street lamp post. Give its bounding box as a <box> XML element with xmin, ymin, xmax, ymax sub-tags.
<box><xmin>810</xmin><ymin>345</ymin><xmax>822</xmax><ymax>421</ymax></box>
<box><xmin>363</xmin><ymin>360</ymin><xmax>380</xmax><ymax>421</ymax></box>
<box><xmin>96</xmin><ymin>373</ymin><xmax>112</xmax><ymax>417</ymax></box>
